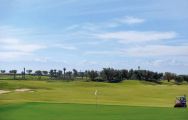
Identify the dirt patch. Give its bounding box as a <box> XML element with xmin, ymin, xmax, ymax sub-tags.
<box><xmin>0</xmin><ymin>90</ymin><xmax>11</xmax><ymax>94</ymax></box>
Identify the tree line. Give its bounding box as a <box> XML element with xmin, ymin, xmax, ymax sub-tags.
<box><xmin>0</xmin><ymin>68</ymin><xmax>188</xmax><ymax>84</ymax></box>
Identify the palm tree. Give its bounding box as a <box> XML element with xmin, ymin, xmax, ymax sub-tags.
<box><xmin>0</xmin><ymin>70</ymin><xmax>6</xmax><ymax>74</ymax></box>
<box><xmin>26</xmin><ymin>70</ymin><xmax>32</xmax><ymax>75</ymax></box>
<box><xmin>73</xmin><ymin>69</ymin><xmax>78</xmax><ymax>79</ymax></box>
<box><xmin>85</xmin><ymin>70</ymin><xmax>88</xmax><ymax>81</ymax></box>
<box><xmin>9</xmin><ymin>70</ymin><xmax>17</xmax><ymax>80</ymax></box>
<box><xmin>35</xmin><ymin>70</ymin><xmax>42</xmax><ymax>80</ymax></box>
<box><xmin>67</xmin><ymin>71</ymin><xmax>72</xmax><ymax>80</ymax></box>
<box><xmin>23</xmin><ymin>68</ymin><xmax>26</xmax><ymax>80</ymax></box>
<box><xmin>42</xmin><ymin>71</ymin><xmax>48</xmax><ymax>76</ymax></box>
<box><xmin>63</xmin><ymin>67</ymin><xmax>66</xmax><ymax>79</ymax></box>
<box><xmin>57</xmin><ymin>70</ymin><xmax>63</xmax><ymax>79</ymax></box>
<box><xmin>49</xmin><ymin>69</ymin><xmax>54</xmax><ymax>79</ymax></box>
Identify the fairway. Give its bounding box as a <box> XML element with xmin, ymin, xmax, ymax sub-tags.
<box><xmin>0</xmin><ymin>80</ymin><xmax>188</xmax><ymax>120</ymax></box>
<box><xmin>0</xmin><ymin>102</ymin><xmax>187</xmax><ymax>120</ymax></box>
<box><xmin>0</xmin><ymin>80</ymin><xmax>188</xmax><ymax>107</ymax></box>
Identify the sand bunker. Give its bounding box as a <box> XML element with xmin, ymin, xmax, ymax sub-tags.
<box><xmin>0</xmin><ymin>89</ymin><xmax>34</xmax><ymax>95</ymax></box>
<box><xmin>0</xmin><ymin>90</ymin><xmax>11</xmax><ymax>94</ymax></box>
<box><xmin>15</xmin><ymin>89</ymin><xmax>33</xmax><ymax>92</ymax></box>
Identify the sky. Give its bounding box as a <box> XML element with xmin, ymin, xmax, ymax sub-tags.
<box><xmin>0</xmin><ymin>0</ymin><xmax>188</xmax><ymax>74</ymax></box>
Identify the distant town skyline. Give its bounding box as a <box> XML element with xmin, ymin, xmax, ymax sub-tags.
<box><xmin>0</xmin><ymin>0</ymin><xmax>188</xmax><ymax>74</ymax></box>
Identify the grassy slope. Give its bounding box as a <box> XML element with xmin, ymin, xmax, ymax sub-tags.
<box><xmin>0</xmin><ymin>80</ymin><xmax>188</xmax><ymax>107</ymax></box>
<box><xmin>0</xmin><ymin>102</ymin><xmax>187</xmax><ymax>120</ymax></box>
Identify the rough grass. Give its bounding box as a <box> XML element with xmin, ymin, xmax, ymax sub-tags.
<box><xmin>0</xmin><ymin>102</ymin><xmax>187</xmax><ymax>120</ymax></box>
<box><xmin>0</xmin><ymin>80</ymin><xmax>188</xmax><ymax>107</ymax></box>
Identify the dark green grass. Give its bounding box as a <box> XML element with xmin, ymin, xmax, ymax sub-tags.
<box><xmin>0</xmin><ymin>102</ymin><xmax>187</xmax><ymax>120</ymax></box>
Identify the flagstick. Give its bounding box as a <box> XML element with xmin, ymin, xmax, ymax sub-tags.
<box><xmin>96</xmin><ymin>91</ymin><xmax>98</xmax><ymax>109</ymax></box>
<box><xmin>95</xmin><ymin>90</ymin><xmax>98</xmax><ymax>109</ymax></box>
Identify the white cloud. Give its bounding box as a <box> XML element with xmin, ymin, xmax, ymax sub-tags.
<box><xmin>97</xmin><ymin>31</ymin><xmax>177</xmax><ymax>43</ymax></box>
<box><xmin>84</xmin><ymin>51</ymin><xmax>117</xmax><ymax>55</ymax></box>
<box><xmin>0</xmin><ymin>26</ymin><xmax>33</xmax><ymax>37</ymax></box>
<box><xmin>121</xmin><ymin>45</ymin><xmax>188</xmax><ymax>57</ymax></box>
<box><xmin>34</xmin><ymin>57</ymin><xmax>51</xmax><ymax>63</ymax></box>
<box><xmin>0</xmin><ymin>38</ymin><xmax>20</xmax><ymax>44</ymax></box>
<box><xmin>114</xmin><ymin>16</ymin><xmax>145</xmax><ymax>25</ymax></box>
<box><xmin>0</xmin><ymin>38</ymin><xmax>46</xmax><ymax>60</ymax></box>
<box><xmin>64</xmin><ymin>16</ymin><xmax>145</xmax><ymax>32</ymax></box>
<box><xmin>53</xmin><ymin>44</ymin><xmax>77</xmax><ymax>50</ymax></box>
<box><xmin>0</xmin><ymin>38</ymin><xmax>46</xmax><ymax>52</ymax></box>
<box><xmin>0</xmin><ymin>51</ymin><xmax>29</xmax><ymax>60</ymax></box>
<box><xmin>1</xmin><ymin>39</ymin><xmax>46</xmax><ymax>53</ymax></box>
<box><xmin>84</xmin><ymin>45</ymin><xmax>188</xmax><ymax>57</ymax></box>
<box><xmin>150</xmin><ymin>59</ymin><xmax>178</xmax><ymax>67</ymax></box>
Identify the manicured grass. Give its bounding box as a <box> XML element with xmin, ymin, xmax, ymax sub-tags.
<box><xmin>0</xmin><ymin>102</ymin><xmax>187</xmax><ymax>120</ymax></box>
<box><xmin>0</xmin><ymin>80</ymin><xmax>187</xmax><ymax>120</ymax></box>
<box><xmin>0</xmin><ymin>80</ymin><xmax>188</xmax><ymax>107</ymax></box>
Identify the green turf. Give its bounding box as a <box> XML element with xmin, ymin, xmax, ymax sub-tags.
<box><xmin>0</xmin><ymin>80</ymin><xmax>188</xmax><ymax>120</ymax></box>
<box><xmin>0</xmin><ymin>80</ymin><xmax>188</xmax><ymax>107</ymax></box>
<box><xmin>0</xmin><ymin>102</ymin><xmax>187</xmax><ymax>120</ymax></box>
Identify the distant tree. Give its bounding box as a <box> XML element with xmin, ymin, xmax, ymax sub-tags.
<box><xmin>35</xmin><ymin>70</ymin><xmax>42</xmax><ymax>79</ymax></box>
<box><xmin>57</xmin><ymin>70</ymin><xmax>63</xmax><ymax>78</ymax></box>
<box><xmin>153</xmin><ymin>72</ymin><xmax>163</xmax><ymax>82</ymax></box>
<box><xmin>0</xmin><ymin>70</ymin><xmax>6</xmax><ymax>74</ymax></box>
<box><xmin>80</xmin><ymin>72</ymin><xmax>84</xmax><ymax>79</ymax></box>
<box><xmin>138</xmin><ymin>66</ymin><xmax>140</xmax><ymax>70</ymax></box>
<box><xmin>88</xmin><ymin>70</ymin><xmax>98</xmax><ymax>81</ymax></box>
<box><xmin>21</xmin><ymin>71</ymin><xmax>25</xmax><ymax>80</ymax></box>
<box><xmin>22</xmin><ymin>68</ymin><xmax>26</xmax><ymax>80</ymax></box>
<box><xmin>73</xmin><ymin>69</ymin><xmax>78</xmax><ymax>78</ymax></box>
<box><xmin>49</xmin><ymin>69</ymin><xmax>55</xmax><ymax>79</ymax></box>
<box><xmin>66</xmin><ymin>71</ymin><xmax>72</xmax><ymax>80</ymax></box>
<box><xmin>101</xmin><ymin>68</ymin><xmax>115</xmax><ymax>81</ymax></box>
<box><xmin>26</xmin><ymin>70</ymin><xmax>32</xmax><ymax>75</ymax></box>
<box><xmin>182</xmin><ymin>75</ymin><xmax>188</xmax><ymax>82</ymax></box>
<box><xmin>63</xmin><ymin>68</ymin><xmax>66</xmax><ymax>79</ymax></box>
<box><xmin>42</xmin><ymin>71</ymin><xmax>48</xmax><ymax>76</ymax></box>
<box><xmin>100</xmin><ymin>68</ymin><xmax>127</xmax><ymax>82</ymax></box>
<box><xmin>113</xmin><ymin>70</ymin><xmax>124</xmax><ymax>82</ymax></box>
<box><xmin>9</xmin><ymin>70</ymin><xmax>17</xmax><ymax>80</ymax></box>
<box><xmin>121</xmin><ymin>69</ymin><xmax>129</xmax><ymax>80</ymax></box>
<box><xmin>175</xmin><ymin>75</ymin><xmax>184</xmax><ymax>84</ymax></box>
<box><xmin>54</xmin><ymin>69</ymin><xmax>57</xmax><ymax>76</ymax></box>
<box><xmin>128</xmin><ymin>69</ymin><xmax>134</xmax><ymax>79</ymax></box>
<box><xmin>85</xmin><ymin>70</ymin><xmax>88</xmax><ymax>81</ymax></box>
<box><xmin>164</xmin><ymin>72</ymin><xmax>176</xmax><ymax>82</ymax></box>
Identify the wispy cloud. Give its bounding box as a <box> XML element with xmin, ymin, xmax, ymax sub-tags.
<box><xmin>52</xmin><ymin>44</ymin><xmax>77</xmax><ymax>50</ymax></box>
<box><xmin>97</xmin><ymin>31</ymin><xmax>177</xmax><ymax>43</ymax></box>
<box><xmin>148</xmin><ymin>59</ymin><xmax>187</xmax><ymax>67</ymax></box>
<box><xmin>0</xmin><ymin>25</ymin><xmax>34</xmax><ymax>37</ymax></box>
<box><xmin>84</xmin><ymin>44</ymin><xmax>188</xmax><ymax>57</ymax></box>
<box><xmin>121</xmin><ymin>45</ymin><xmax>188</xmax><ymax>57</ymax></box>
<box><xmin>0</xmin><ymin>38</ymin><xmax>46</xmax><ymax>60</ymax></box>
<box><xmin>1</xmin><ymin>38</ymin><xmax>46</xmax><ymax>52</ymax></box>
<box><xmin>114</xmin><ymin>16</ymin><xmax>145</xmax><ymax>25</ymax></box>
<box><xmin>64</xmin><ymin>16</ymin><xmax>145</xmax><ymax>32</ymax></box>
<box><xmin>84</xmin><ymin>51</ymin><xmax>119</xmax><ymax>56</ymax></box>
<box><xmin>0</xmin><ymin>51</ymin><xmax>29</xmax><ymax>60</ymax></box>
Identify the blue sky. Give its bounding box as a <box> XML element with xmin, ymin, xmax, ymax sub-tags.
<box><xmin>0</xmin><ymin>0</ymin><xmax>188</xmax><ymax>74</ymax></box>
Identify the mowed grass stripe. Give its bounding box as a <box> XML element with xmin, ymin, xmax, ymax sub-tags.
<box><xmin>0</xmin><ymin>102</ymin><xmax>187</xmax><ymax>120</ymax></box>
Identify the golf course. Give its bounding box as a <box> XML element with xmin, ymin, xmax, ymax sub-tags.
<box><xmin>1</xmin><ymin>0</ymin><xmax>188</xmax><ymax>119</ymax></box>
<box><xmin>0</xmin><ymin>80</ymin><xmax>187</xmax><ymax>120</ymax></box>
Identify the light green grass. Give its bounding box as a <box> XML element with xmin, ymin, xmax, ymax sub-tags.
<box><xmin>0</xmin><ymin>102</ymin><xmax>187</xmax><ymax>120</ymax></box>
<box><xmin>0</xmin><ymin>80</ymin><xmax>188</xmax><ymax>107</ymax></box>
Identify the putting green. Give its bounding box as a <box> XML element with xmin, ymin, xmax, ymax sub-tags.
<box><xmin>0</xmin><ymin>102</ymin><xmax>187</xmax><ymax>120</ymax></box>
